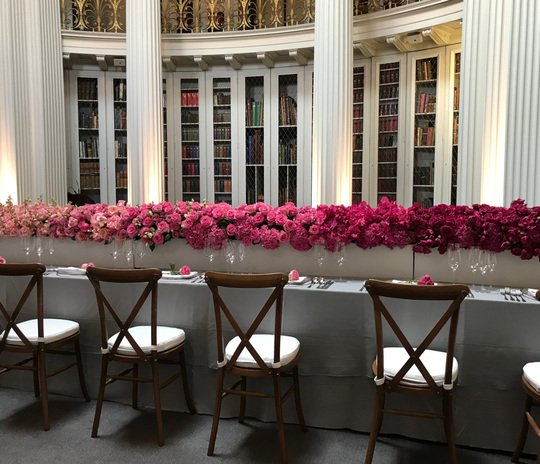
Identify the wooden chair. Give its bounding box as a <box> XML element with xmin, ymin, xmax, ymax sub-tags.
<box><xmin>204</xmin><ymin>271</ymin><xmax>307</xmax><ymax>464</ymax></box>
<box><xmin>0</xmin><ymin>263</ymin><xmax>90</xmax><ymax>430</ymax></box>
<box><xmin>512</xmin><ymin>363</ymin><xmax>540</xmax><ymax>463</ymax></box>
<box><xmin>364</xmin><ymin>279</ymin><xmax>469</xmax><ymax>464</ymax></box>
<box><xmin>86</xmin><ymin>266</ymin><xmax>195</xmax><ymax>446</ymax></box>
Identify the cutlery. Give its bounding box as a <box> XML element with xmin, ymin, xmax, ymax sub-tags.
<box><xmin>500</xmin><ymin>288</ymin><xmax>508</xmax><ymax>300</ymax></box>
<box><xmin>324</xmin><ymin>280</ymin><xmax>334</xmax><ymax>289</ymax></box>
<box><xmin>317</xmin><ymin>278</ymin><xmax>326</xmax><ymax>289</ymax></box>
<box><xmin>505</xmin><ymin>287</ymin><xmax>515</xmax><ymax>301</ymax></box>
<box><xmin>512</xmin><ymin>289</ymin><xmax>525</xmax><ymax>302</ymax></box>
<box><xmin>307</xmin><ymin>277</ymin><xmax>318</xmax><ymax>288</ymax></box>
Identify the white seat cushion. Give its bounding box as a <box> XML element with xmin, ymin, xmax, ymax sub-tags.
<box><xmin>380</xmin><ymin>347</ymin><xmax>458</xmax><ymax>387</ymax></box>
<box><xmin>1</xmin><ymin>318</ymin><xmax>79</xmax><ymax>346</ymax></box>
<box><xmin>108</xmin><ymin>326</ymin><xmax>185</xmax><ymax>355</ymax></box>
<box><xmin>225</xmin><ymin>334</ymin><xmax>300</xmax><ymax>368</ymax></box>
<box><xmin>523</xmin><ymin>362</ymin><xmax>540</xmax><ymax>392</ymax></box>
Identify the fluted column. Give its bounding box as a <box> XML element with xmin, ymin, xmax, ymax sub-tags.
<box><xmin>504</xmin><ymin>0</ymin><xmax>540</xmax><ymax>205</ymax></box>
<box><xmin>126</xmin><ymin>0</ymin><xmax>163</xmax><ymax>205</ymax></box>
<box><xmin>459</xmin><ymin>0</ymin><xmax>540</xmax><ymax>207</ymax></box>
<box><xmin>0</xmin><ymin>0</ymin><xmax>67</xmax><ymax>204</ymax></box>
<box><xmin>312</xmin><ymin>0</ymin><xmax>352</xmax><ymax>207</ymax></box>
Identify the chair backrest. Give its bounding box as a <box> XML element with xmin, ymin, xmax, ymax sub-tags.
<box><xmin>365</xmin><ymin>279</ymin><xmax>469</xmax><ymax>393</ymax></box>
<box><xmin>0</xmin><ymin>263</ymin><xmax>46</xmax><ymax>350</ymax></box>
<box><xmin>204</xmin><ymin>271</ymin><xmax>288</xmax><ymax>375</ymax></box>
<box><xmin>86</xmin><ymin>267</ymin><xmax>162</xmax><ymax>359</ymax></box>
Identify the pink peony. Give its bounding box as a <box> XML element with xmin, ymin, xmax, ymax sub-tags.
<box><xmin>0</xmin><ymin>256</ymin><xmax>5</xmax><ymax>264</ymax></box>
<box><xmin>417</xmin><ymin>274</ymin><xmax>434</xmax><ymax>285</ymax></box>
<box><xmin>81</xmin><ymin>262</ymin><xmax>95</xmax><ymax>270</ymax></box>
<box><xmin>180</xmin><ymin>265</ymin><xmax>191</xmax><ymax>275</ymax></box>
<box><xmin>289</xmin><ymin>269</ymin><xmax>299</xmax><ymax>281</ymax></box>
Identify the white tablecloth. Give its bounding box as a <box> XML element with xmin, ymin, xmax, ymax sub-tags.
<box><xmin>0</xmin><ymin>272</ymin><xmax>537</xmax><ymax>453</ymax></box>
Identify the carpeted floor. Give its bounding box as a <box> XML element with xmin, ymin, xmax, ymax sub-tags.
<box><xmin>0</xmin><ymin>386</ymin><xmax>536</xmax><ymax>464</ymax></box>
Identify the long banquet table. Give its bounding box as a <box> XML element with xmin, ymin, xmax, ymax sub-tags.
<box><xmin>0</xmin><ymin>271</ymin><xmax>538</xmax><ymax>453</ymax></box>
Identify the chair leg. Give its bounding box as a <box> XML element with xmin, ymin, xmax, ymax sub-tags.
<box><xmin>442</xmin><ymin>390</ymin><xmax>458</xmax><ymax>464</ymax></box>
<box><xmin>513</xmin><ymin>394</ymin><xmax>534</xmax><ymax>463</ymax></box>
<box><xmin>74</xmin><ymin>339</ymin><xmax>90</xmax><ymax>402</ymax></box>
<box><xmin>238</xmin><ymin>376</ymin><xmax>246</xmax><ymax>423</ymax></box>
<box><xmin>178</xmin><ymin>350</ymin><xmax>195</xmax><ymax>414</ymax></box>
<box><xmin>208</xmin><ymin>367</ymin><xmax>225</xmax><ymax>456</ymax></box>
<box><xmin>151</xmin><ymin>358</ymin><xmax>164</xmax><ymax>446</ymax></box>
<box><xmin>132</xmin><ymin>363</ymin><xmax>139</xmax><ymax>409</ymax></box>
<box><xmin>92</xmin><ymin>355</ymin><xmax>108</xmax><ymax>438</ymax></box>
<box><xmin>37</xmin><ymin>344</ymin><xmax>50</xmax><ymax>431</ymax></box>
<box><xmin>32</xmin><ymin>352</ymin><xmax>40</xmax><ymax>397</ymax></box>
<box><xmin>292</xmin><ymin>365</ymin><xmax>307</xmax><ymax>432</ymax></box>
<box><xmin>365</xmin><ymin>386</ymin><xmax>385</xmax><ymax>464</ymax></box>
<box><xmin>273</xmin><ymin>372</ymin><xmax>288</xmax><ymax>464</ymax></box>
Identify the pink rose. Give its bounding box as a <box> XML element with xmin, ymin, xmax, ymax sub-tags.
<box><xmin>417</xmin><ymin>274</ymin><xmax>434</xmax><ymax>285</ymax></box>
<box><xmin>81</xmin><ymin>262</ymin><xmax>95</xmax><ymax>270</ymax></box>
<box><xmin>180</xmin><ymin>265</ymin><xmax>191</xmax><ymax>275</ymax></box>
<box><xmin>289</xmin><ymin>269</ymin><xmax>299</xmax><ymax>281</ymax></box>
<box><xmin>0</xmin><ymin>256</ymin><xmax>6</xmax><ymax>264</ymax></box>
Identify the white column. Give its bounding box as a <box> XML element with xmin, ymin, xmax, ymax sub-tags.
<box><xmin>126</xmin><ymin>0</ymin><xmax>163</xmax><ymax>205</ymax></box>
<box><xmin>504</xmin><ymin>0</ymin><xmax>540</xmax><ymax>205</ymax></box>
<box><xmin>311</xmin><ymin>0</ymin><xmax>352</xmax><ymax>206</ymax></box>
<box><xmin>0</xmin><ymin>0</ymin><xmax>67</xmax><ymax>204</ymax></box>
<box><xmin>459</xmin><ymin>0</ymin><xmax>540</xmax><ymax>207</ymax></box>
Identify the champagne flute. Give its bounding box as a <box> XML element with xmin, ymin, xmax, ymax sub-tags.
<box><xmin>108</xmin><ymin>239</ymin><xmax>122</xmax><ymax>267</ymax></box>
<box><xmin>204</xmin><ymin>236</ymin><xmax>218</xmax><ymax>271</ymax></box>
<box><xmin>468</xmin><ymin>247</ymin><xmax>480</xmax><ymax>284</ymax></box>
<box><xmin>222</xmin><ymin>240</ymin><xmax>236</xmax><ymax>273</ymax></box>
<box><xmin>44</xmin><ymin>237</ymin><xmax>55</xmax><ymax>267</ymax></box>
<box><xmin>124</xmin><ymin>240</ymin><xmax>134</xmax><ymax>268</ymax></box>
<box><xmin>334</xmin><ymin>241</ymin><xmax>346</xmax><ymax>282</ymax></box>
<box><xmin>447</xmin><ymin>243</ymin><xmax>461</xmax><ymax>283</ymax></box>
<box><xmin>486</xmin><ymin>251</ymin><xmax>497</xmax><ymax>289</ymax></box>
<box><xmin>35</xmin><ymin>237</ymin><xmax>44</xmax><ymax>264</ymax></box>
<box><xmin>133</xmin><ymin>240</ymin><xmax>147</xmax><ymax>268</ymax></box>
<box><xmin>312</xmin><ymin>242</ymin><xmax>327</xmax><ymax>279</ymax></box>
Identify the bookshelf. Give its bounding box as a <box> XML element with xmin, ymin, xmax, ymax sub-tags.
<box><xmin>277</xmin><ymin>73</ymin><xmax>298</xmax><ymax>206</ymax></box>
<box><xmin>412</xmin><ymin>56</ymin><xmax>438</xmax><ymax>209</ymax></box>
<box><xmin>376</xmin><ymin>60</ymin><xmax>401</xmax><ymax>204</ymax></box>
<box><xmin>244</xmin><ymin>75</ymin><xmax>265</xmax><ymax>205</ymax></box>
<box><xmin>180</xmin><ymin>77</ymin><xmax>201</xmax><ymax>203</ymax></box>
<box><xmin>352</xmin><ymin>65</ymin><xmax>365</xmax><ymax>204</ymax></box>
<box><xmin>163</xmin><ymin>78</ymin><xmax>168</xmax><ymax>201</ymax></box>
<box><xmin>76</xmin><ymin>75</ymin><xmax>101</xmax><ymax>203</ymax></box>
<box><xmin>113</xmin><ymin>77</ymin><xmax>128</xmax><ymax>202</ymax></box>
<box><xmin>211</xmin><ymin>77</ymin><xmax>233</xmax><ymax>204</ymax></box>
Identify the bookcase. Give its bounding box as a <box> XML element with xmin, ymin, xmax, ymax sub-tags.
<box><xmin>352</xmin><ymin>65</ymin><xmax>365</xmax><ymax>204</ymax></box>
<box><xmin>110</xmin><ymin>76</ymin><xmax>128</xmax><ymax>203</ymax></box>
<box><xmin>163</xmin><ymin>77</ymin><xmax>169</xmax><ymax>201</ymax></box>
<box><xmin>449</xmin><ymin>45</ymin><xmax>461</xmax><ymax>206</ymax></box>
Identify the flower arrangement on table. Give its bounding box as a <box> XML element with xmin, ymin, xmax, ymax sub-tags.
<box><xmin>1</xmin><ymin>196</ymin><xmax>540</xmax><ymax>260</ymax></box>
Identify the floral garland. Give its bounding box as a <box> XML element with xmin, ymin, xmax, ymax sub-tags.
<box><xmin>1</xmin><ymin>197</ymin><xmax>540</xmax><ymax>260</ymax></box>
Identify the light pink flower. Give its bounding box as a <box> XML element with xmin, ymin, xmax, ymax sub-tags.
<box><xmin>81</xmin><ymin>262</ymin><xmax>95</xmax><ymax>270</ymax></box>
<box><xmin>0</xmin><ymin>256</ymin><xmax>6</xmax><ymax>264</ymax></box>
<box><xmin>180</xmin><ymin>265</ymin><xmax>191</xmax><ymax>275</ymax></box>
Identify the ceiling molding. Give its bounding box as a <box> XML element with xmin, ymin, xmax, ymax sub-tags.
<box><xmin>193</xmin><ymin>55</ymin><xmax>209</xmax><ymax>71</ymax></box>
<box><xmin>163</xmin><ymin>56</ymin><xmax>177</xmax><ymax>72</ymax></box>
<box><xmin>386</xmin><ymin>35</ymin><xmax>411</xmax><ymax>53</ymax></box>
<box><xmin>353</xmin><ymin>41</ymin><xmax>377</xmax><ymax>58</ymax></box>
<box><xmin>225</xmin><ymin>54</ymin><xmax>242</xmax><ymax>70</ymax></box>
<box><xmin>96</xmin><ymin>55</ymin><xmax>108</xmax><ymax>71</ymax></box>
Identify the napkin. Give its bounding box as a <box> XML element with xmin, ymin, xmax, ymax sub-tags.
<box><xmin>527</xmin><ymin>288</ymin><xmax>539</xmax><ymax>298</ymax></box>
<box><xmin>287</xmin><ymin>276</ymin><xmax>308</xmax><ymax>285</ymax></box>
<box><xmin>161</xmin><ymin>271</ymin><xmax>198</xmax><ymax>280</ymax></box>
<box><xmin>57</xmin><ymin>267</ymin><xmax>86</xmax><ymax>276</ymax></box>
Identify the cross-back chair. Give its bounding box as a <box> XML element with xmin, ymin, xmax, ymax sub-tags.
<box><xmin>0</xmin><ymin>263</ymin><xmax>90</xmax><ymax>430</ymax></box>
<box><xmin>364</xmin><ymin>279</ymin><xmax>469</xmax><ymax>464</ymax></box>
<box><xmin>86</xmin><ymin>266</ymin><xmax>195</xmax><ymax>446</ymax></box>
<box><xmin>204</xmin><ymin>271</ymin><xmax>307</xmax><ymax>464</ymax></box>
<box><xmin>512</xmin><ymin>363</ymin><xmax>540</xmax><ymax>463</ymax></box>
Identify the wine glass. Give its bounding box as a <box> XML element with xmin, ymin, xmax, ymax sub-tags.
<box><xmin>312</xmin><ymin>242</ymin><xmax>327</xmax><ymax>279</ymax></box>
<box><xmin>468</xmin><ymin>247</ymin><xmax>480</xmax><ymax>284</ymax></box>
<box><xmin>478</xmin><ymin>250</ymin><xmax>490</xmax><ymax>291</ymax></box>
<box><xmin>43</xmin><ymin>237</ymin><xmax>55</xmax><ymax>267</ymax></box>
<box><xmin>108</xmin><ymin>239</ymin><xmax>122</xmax><ymax>267</ymax></box>
<box><xmin>334</xmin><ymin>241</ymin><xmax>346</xmax><ymax>282</ymax></box>
<box><xmin>133</xmin><ymin>240</ymin><xmax>147</xmax><ymax>268</ymax></box>
<box><xmin>123</xmin><ymin>240</ymin><xmax>134</xmax><ymax>267</ymax></box>
<box><xmin>222</xmin><ymin>240</ymin><xmax>238</xmax><ymax>273</ymax></box>
<box><xmin>447</xmin><ymin>243</ymin><xmax>461</xmax><ymax>282</ymax></box>
<box><xmin>486</xmin><ymin>251</ymin><xmax>497</xmax><ymax>289</ymax></box>
<box><xmin>21</xmin><ymin>236</ymin><xmax>35</xmax><ymax>262</ymax></box>
<box><xmin>35</xmin><ymin>237</ymin><xmax>44</xmax><ymax>264</ymax></box>
<box><xmin>204</xmin><ymin>236</ymin><xmax>219</xmax><ymax>271</ymax></box>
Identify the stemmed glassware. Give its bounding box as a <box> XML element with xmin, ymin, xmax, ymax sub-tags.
<box><xmin>43</xmin><ymin>237</ymin><xmax>55</xmax><ymax>266</ymax></box>
<box><xmin>123</xmin><ymin>240</ymin><xmax>134</xmax><ymax>267</ymax></box>
<box><xmin>35</xmin><ymin>237</ymin><xmax>44</xmax><ymax>264</ymax></box>
<box><xmin>108</xmin><ymin>239</ymin><xmax>122</xmax><ymax>267</ymax></box>
<box><xmin>133</xmin><ymin>240</ymin><xmax>147</xmax><ymax>268</ymax></box>
<box><xmin>447</xmin><ymin>243</ymin><xmax>461</xmax><ymax>282</ymax></box>
<box><xmin>204</xmin><ymin>236</ymin><xmax>219</xmax><ymax>271</ymax></box>
<box><xmin>21</xmin><ymin>236</ymin><xmax>35</xmax><ymax>262</ymax></box>
<box><xmin>468</xmin><ymin>247</ymin><xmax>480</xmax><ymax>284</ymax></box>
<box><xmin>222</xmin><ymin>240</ymin><xmax>236</xmax><ymax>273</ymax></box>
<box><xmin>334</xmin><ymin>241</ymin><xmax>346</xmax><ymax>282</ymax></box>
<box><xmin>312</xmin><ymin>241</ymin><xmax>327</xmax><ymax>279</ymax></box>
<box><xmin>485</xmin><ymin>251</ymin><xmax>497</xmax><ymax>289</ymax></box>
